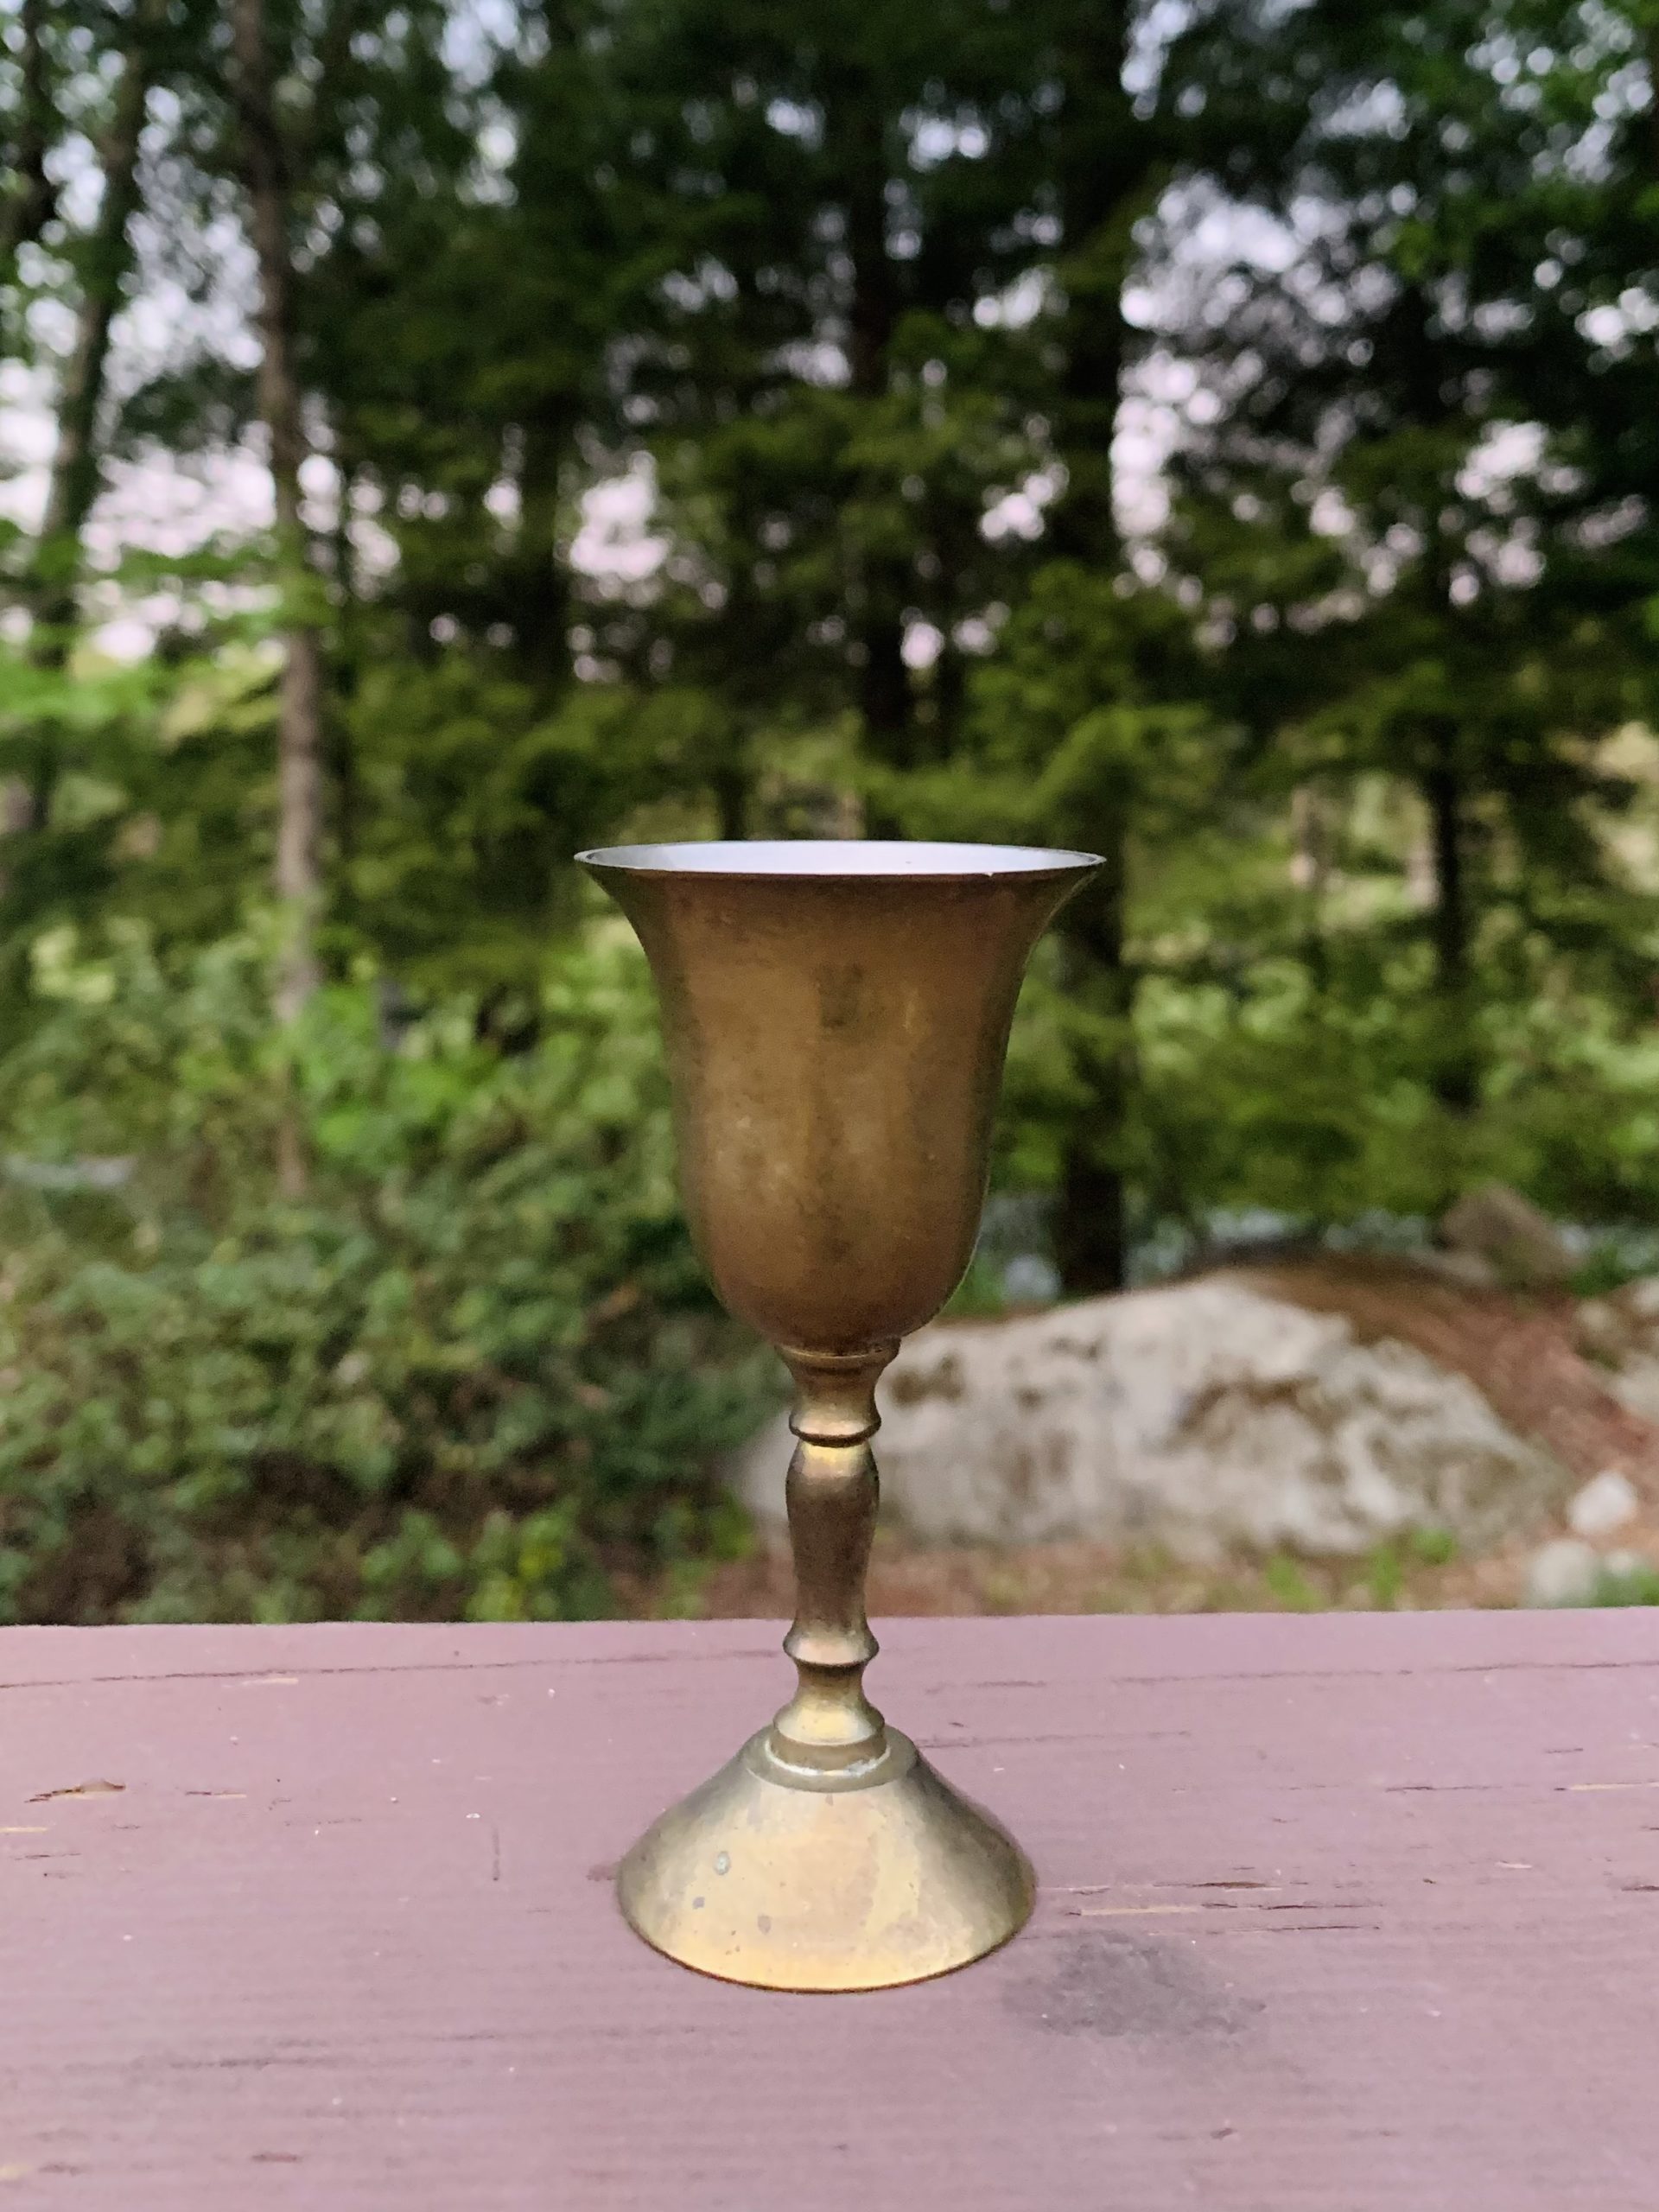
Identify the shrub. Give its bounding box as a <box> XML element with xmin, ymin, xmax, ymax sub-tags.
<box><xmin>0</xmin><ymin>931</ymin><xmax>774</xmax><ymax>1623</ymax></box>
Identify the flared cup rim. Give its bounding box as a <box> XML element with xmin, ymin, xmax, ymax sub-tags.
<box><xmin>576</xmin><ymin>839</ymin><xmax>1103</xmax><ymax>880</ymax></box>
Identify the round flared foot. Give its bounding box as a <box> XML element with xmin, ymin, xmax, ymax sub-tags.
<box><xmin>616</xmin><ymin>1727</ymin><xmax>1034</xmax><ymax>1992</ymax></box>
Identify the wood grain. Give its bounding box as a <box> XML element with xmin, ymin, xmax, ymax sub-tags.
<box><xmin>2</xmin><ymin>1610</ymin><xmax>1656</xmax><ymax>2208</ymax></box>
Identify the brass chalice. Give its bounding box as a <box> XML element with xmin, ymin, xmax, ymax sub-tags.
<box><xmin>580</xmin><ymin>840</ymin><xmax>1099</xmax><ymax>1991</ymax></box>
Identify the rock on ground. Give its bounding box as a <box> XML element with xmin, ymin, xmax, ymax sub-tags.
<box><xmin>1578</xmin><ymin>1278</ymin><xmax>1659</xmax><ymax>1424</ymax></box>
<box><xmin>1440</xmin><ymin>1183</ymin><xmax>1575</xmax><ymax>1290</ymax></box>
<box><xmin>1566</xmin><ymin>1468</ymin><xmax>1640</xmax><ymax>1540</ymax></box>
<box><xmin>1523</xmin><ymin>1537</ymin><xmax>1604</xmax><ymax>1609</ymax></box>
<box><xmin>728</xmin><ymin>1278</ymin><xmax>1566</xmax><ymax>1561</ymax></box>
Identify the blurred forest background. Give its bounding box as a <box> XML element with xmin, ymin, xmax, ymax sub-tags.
<box><xmin>5</xmin><ymin>0</ymin><xmax>1659</xmax><ymax>1623</ymax></box>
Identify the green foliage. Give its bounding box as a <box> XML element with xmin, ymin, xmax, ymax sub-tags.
<box><xmin>1366</xmin><ymin>1545</ymin><xmax>1406</xmax><ymax>1611</ymax></box>
<box><xmin>1591</xmin><ymin>1561</ymin><xmax>1659</xmax><ymax>1609</ymax></box>
<box><xmin>1262</xmin><ymin>1554</ymin><xmax>1320</xmax><ymax>1611</ymax></box>
<box><xmin>12</xmin><ymin>0</ymin><xmax>1659</xmax><ymax>1618</ymax></box>
<box><xmin>0</xmin><ymin>933</ymin><xmax>774</xmax><ymax>1624</ymax></box>
<box><xmin>1364</xmin><ymin>1533</ymin><xmax>1456</xmax><ymax>1609</ymax></box>
<box><xmin>1409</xmin><ymin>1529</ymin><xmax>1459</xmax><ymax>1568</ymax></box>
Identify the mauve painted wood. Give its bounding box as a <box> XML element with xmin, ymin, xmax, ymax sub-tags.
<box><xmin>2</xmin><ymin>1611</ymin><xmax>1657</xmax><ymax>2208</ymax></box>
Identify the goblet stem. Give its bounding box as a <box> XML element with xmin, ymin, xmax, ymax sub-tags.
<box><xmin>768</xmin><ymin>1344</ymin><xmax>897</xmax><ymax>1775</ymax></box>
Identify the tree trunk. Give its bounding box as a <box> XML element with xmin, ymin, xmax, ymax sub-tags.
<box><xmin>1</xmin><ymin>0</ymin><xmax>162</xmax><ymax>874</ymax></box>
<box><xmin>931</xmin><ymin>643</ymin><xmax>966</xmax><ymax>760</ymax></box>
<box><xmin>230</xmin><ymin>0</ymin><xmax>325</xmax><ymax>1040</ymax></box>
<box><xmin>1291</xmin><ymin>784</ymin><xmax>1330</xmax><ymax>990</ymax></box>
<box><xmin>1052</xmin><ymin>815</ymin><xmax>1133</xmax><ymax>1299</ymax></box>
<box><xmin>0</xmin><ymin>0</ymin><xmax>60</xmax><ymax>276</ymax></box>
<box><xmin>1051</xmin><ymin>0</ymin><xmax>1141</xmax><ymax>1296</ymax></box>
<box><xmin>29</xmin><ymin>0</ymin><xmax>162</xmax><ymax>657</ymax></box>
<box><xmin>329</xmin><ymin>450</ymin><xmax>360</xmax><ymax>920</ymax></box>
<box><xmin>1423</xmin><ymin>723</ymin><xmax>1477</xmax><ymax>1116</ymax></box>
<box><xmin>711</xmin><ymin>756</ymin><xmax>748</xmax><ymax>842</ymax></box>
<box><xmin>839</xmin><ymin>79</ymin><xmax>911</xmax><ymax>768</ymax></box>
<box><xmin>1046</xmin><ymin>3</ymin><xmax>1133</xmax><ymax>572</ymax></box>
<box><xmin>506</xmin><ymin>409</ymin><xmax>570</xmax><ymax>683</ymax></box>
<box><xmin>1411</xmin><ymin>430</ymin><xmax>1476</xmax><ymax>1120</ymax></box>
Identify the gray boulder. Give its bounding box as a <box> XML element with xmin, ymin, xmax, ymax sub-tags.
<box><xmin>728</xmin><ymin>1278</ymin><xmax>1564</xmax><ymax>1561</ymax></box>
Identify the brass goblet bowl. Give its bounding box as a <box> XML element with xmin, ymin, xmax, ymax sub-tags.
<box><xmin>580</xmin><ymin>840</ymin><xmax>1099</xmax><ymax>1991</ymax></box>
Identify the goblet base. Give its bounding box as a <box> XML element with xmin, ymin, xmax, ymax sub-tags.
<box><xmin>615</xmin><ymin>1726</ymin><xmax>1034</xmax><ymax>1991</ymax></box>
